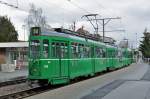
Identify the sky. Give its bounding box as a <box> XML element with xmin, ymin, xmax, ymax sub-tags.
<box><xmin>0</xmin><ymin>0</ymin><xmax>150</xmax><ymax>48</ymax></box>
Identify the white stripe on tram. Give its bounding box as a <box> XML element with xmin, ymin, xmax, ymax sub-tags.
<box><xmin>39</xmin><ymin>58</ymin><xmax>131</xmax><ymax>61</ymax></box>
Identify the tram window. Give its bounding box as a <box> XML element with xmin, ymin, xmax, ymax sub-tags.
<box><xmin>43</xmin><ymin>40</ymin><xmax>49</xmax><ymax>58</ymax></box>
<box><xmin>60</xmin><ymin>43</ymin><xmax>64</xmax><ymax>58</ymax></box>
<box><xmin>51</xmin><ymin>43</ymin><xmax>56</xmax><ymax>58</ymax></box>
<box><xmin>115</xmin><ymin>51</ymin><xmax>118</xmax><ymax>57</ymax></box>
<box><xmin>102</xmin><ymin>49</ymin><xmax>106</xmax><ymax>57</ymax></box>
<box><xmin>71</xmin><ymin>43</ymin><xmax>91</xmax><ymax>58</ymax></box>
<box><xmin>30</xmin><ymin>40</ymin><xmax>40</xmax><ymax>58</ymax></box>
<box><xmin>60</xmin><ymin>43</ymin><xmax>68</xmax><ymax>58</ymax></box>
<box><xmin>95</xmin><ymin>47</ymin><xmax>104</xmax><ymax>58</ymax></box>
<box><xmin>51</xmin><ymin>42</ymin><xmax>60</xmax><ymax>58</ymax></box>
<box><xmin>114</xmin><ymin>51</ymin><xmax>118</xmax><ymax>58</ymax></box>
<box><xmin>71</xmin><ymin>43</ymin><xmax>78</xmax><ymax>58</ymax></box>
<box><xmin>117</xmin><ymin>50</ymin><xmax>121</xmax><ymax>58</ymax></box>
<box><xmin>51</xmin><ymin>42</ymin><xmax>68</xmax><ymax>58</ymax></box>
<box><xmin>83</xmin><ymin>46</ymin><xmax>91</xmax><ymax>58</ymax></box>
<box><xmin>78</xmin><ymin>44</ymin><xmax>84</xmax><ymax>58</ymax></box>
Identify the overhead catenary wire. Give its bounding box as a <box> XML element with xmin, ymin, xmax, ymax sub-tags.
<box><xmin>0</xmin><ymin>0</ymin><xmax>29</xmax><ymax>13</ymax></box>
<box><xmin>43</xmin><ymin>0</ymin><xmax>94</xmax><ymax>28</ymax></box>
<box><xmin>67</xmin><ymin>0</ymin><xmax>125</xmax><ymax>33</ymax></box>
<box><xmin>43</xmin><ymin>0</ymin><xmax>125</xmax><ymax>36</ymax></box>
<box><xmin>94</xmin><ymin>0</ymin><xmax>117</xmax><ymax>17</ymax></box>
<box><xmin>6</xmin><ymin>0</ymin><xmax>126</xmax><ymax>34</ymax></box>
<box><xmin>43</xmin><ymin>0</ymin><xmax>77</xmax><ymax>27</ymax></box>
<box><xmin>67</xmin><ymin>0</ymin><xmax>91</xmax><ymax>14</ymax></box>
<box><xmin>43</xmin><ymin>0</ymin><xmax>72</xmax><ymax>16</ymax></box>
<box><xmin>94</xmin><ymin>0</ymin><xmax>126</xmax><ymax>33</ymax></box>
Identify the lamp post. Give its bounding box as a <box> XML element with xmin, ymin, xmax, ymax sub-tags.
<box><xmin>22</xmin><ymin>25</ymin><xmax>26</xmax><ymax>41</ymax></box>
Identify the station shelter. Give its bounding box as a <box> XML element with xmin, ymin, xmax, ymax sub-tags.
<box><xmin>0</xmin><ymin>42</ymin><xmax>28</xmax><ymax>72</ymax></box>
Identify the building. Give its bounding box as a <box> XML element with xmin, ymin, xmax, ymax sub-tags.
<box><xmin>0</xmin><ymin>42</ymin><xmax>28</xmax><ymax>71</ymax></box>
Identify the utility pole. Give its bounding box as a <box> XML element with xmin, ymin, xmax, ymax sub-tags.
<box><xmin>73</xmin><ymin>21</ymin><xmax>76</xmax><ymax>31</ymax></box>
<box><xmin>91</xmin><ymin>17</ymin><xmax>121</xmax><ymax>42</ymax></box>
<box><xmin>82</xmin><ymin>14</ymin><xmax>122</xmax><ymax>43</ymax></box>
<box><xmin>102</xmin><ymin>19</ymin><xmax>105</xmax><ymax>42</ymax></box>
<box><xmin>82</xmin><ymin>14</ymin><xmax>99</xmax><ymax>34</ymax></box>
<box><xmin>135</xmin><ymin>33</ymin><xmax>138</xmax><ymax>48</ymax></box>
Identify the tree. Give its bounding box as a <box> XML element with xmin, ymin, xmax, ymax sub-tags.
<box><xmin>26</xmin><ymin>4</ymin><xmax>51</xmax><ymax>29</ymax></box>
<box><xmin>139</xmin><ymin>29</ymin><xmax>150</xmax><ymax>58</ymax></box>
<box><xmin>0</xmin><ymin>16</ymin><xmax>18</xmax><ymax>42</ymax></box>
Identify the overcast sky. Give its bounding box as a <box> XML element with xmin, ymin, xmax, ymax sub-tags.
<box><xmin>1</xmin><ymin>0</ymin><xmax>150</xmax><ymax>48</ymax></box>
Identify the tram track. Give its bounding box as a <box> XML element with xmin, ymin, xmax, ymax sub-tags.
<box><xmin>0</xmin><ymin>65</ymin><xmax>129</xmax><ymax>99</ymax></box>
<box><xmin>0</xmin><ymin>76</ymin><xmax>27</xmax><ymax>87</ymax></box>
<box><xmin>0</xmin><ymin>84</ymin><xmax>45</xmax><ymax>99</ymax></box>
<box><xmin>0</xmin><ymin>82</ymin><xmax>64</xmax><ymax>99</ymax></box>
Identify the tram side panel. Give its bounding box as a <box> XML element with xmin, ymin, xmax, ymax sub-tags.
<box><xmin>69</xmin><ymin>43</ymin><xmax>93</xmax><ymax>79</ymax></box>
<box><xmin>94</xmin><ymin>46</ymin><xmax>107</xmax><ymax>73</ymax></box>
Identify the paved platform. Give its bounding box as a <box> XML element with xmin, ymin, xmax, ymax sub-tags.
<box><xmin>82</xmin><ymin>63</ymin><xmax>150</xmax><ymax>99</ymax></box>
<box><xmin>25</xmin><ymin>63</ymin><xmax>150</xmax><ymax>99</ymax></box>
<box><xmin>0</xmin><ymin>68</ymin><xmax>28</xmax><ymax>82</ymax></box>
<box><xmin>102</xmin><ymin>81</ymin><xmax>150</xmax><ymax>99</ymax></box>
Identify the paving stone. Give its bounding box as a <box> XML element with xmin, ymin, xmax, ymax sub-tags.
<box><xmin>81</xmin><ymin>80</ymin><xmax>125</xmax><ymax>99</ymax></box>
<box><xmin>102</xmin><ymin>81</ymin><xmax>150</xmax><ymax>99</ymax></box>
<box><xmin>141</xmin><ymin>65</ymin><xmax>150</xmax><ymax>81</ymax></box>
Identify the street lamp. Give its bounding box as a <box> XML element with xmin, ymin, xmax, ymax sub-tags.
<box><xmin>22</xmin><ymin>25</ymin><xmax>26</xmax><ymax>41</ymax></box>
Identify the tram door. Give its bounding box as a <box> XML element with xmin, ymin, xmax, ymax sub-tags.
<box><xmin>52</xmin><ymin>41</ymin><xmax>69</xmax><ymax>77</ymax></box>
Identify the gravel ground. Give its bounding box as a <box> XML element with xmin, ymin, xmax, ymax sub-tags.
<box><xmin>0</xmin><ymin>68</ymin><xmax>28</xmax><ymax>82</ymax></box>
<box><xmin>0</xmin><ymin>83</ymin><xmax>30</xmax><ymax>96</ymax></box>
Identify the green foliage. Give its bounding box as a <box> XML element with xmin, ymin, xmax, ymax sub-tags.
<box><xmin>139</xmin><ymin>29</ymin><xmax>150</xmax><ymax>58</ymax></box>
<box><xmin>0</xmin><ymin>16</ymin><xmax>18</xmax><ymax>42</ymax></box>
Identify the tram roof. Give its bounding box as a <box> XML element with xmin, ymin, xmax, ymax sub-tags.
<box><xmin>41</xmin><ymin>31</ymin><xmax>107</xmax><ymax>46</ymax></box>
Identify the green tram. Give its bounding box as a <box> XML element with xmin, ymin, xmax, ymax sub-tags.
<box><xmin>28</xmin><ymin>27</ymin><xmax>133</xmax><ymax>85</ymax></box>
